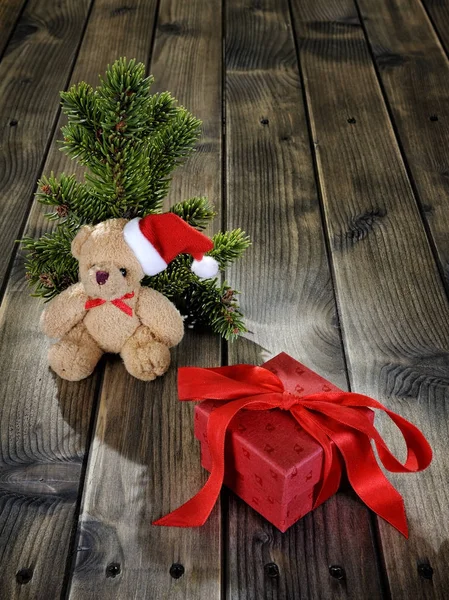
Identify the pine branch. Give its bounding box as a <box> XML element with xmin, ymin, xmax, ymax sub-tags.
<box><xmin>145</xmin><ymin>256</ymin><xmax>246</xmax><ymax>340</ymax></box>
<box><xmin>169</xmin><ymin>197</ymin><xmax>216</xmax><ymax>230</ymax></box>
<box><xmin>60</xmin><ymin>81</ymin><xmax>100</xmax><ymax>131</ymax></box>
<box><xmin>23</xmin><ymin>222</ymin><xmax>79</xmax><ymax>300</ymax></box>
<box><xmin>210</xmin><ymin>229</ymin><xmax>251</xmax><ymax>268</ymax></box>
<box><xmin>185</xmin><ymin>279</ymin><xmax>246</xmax><ymax>340</ymax></box>
<box><xmin>147</xmin><ymin>92</ymin><xmax>179</xmax><ymax>133</ymax></box>
<box><xmin>146</xmin><ymin>108</ymin><xmax>201</xmax><ymax>209</ymax></box>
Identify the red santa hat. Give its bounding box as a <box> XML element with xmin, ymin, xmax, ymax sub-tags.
<box><xmin>123</xmin><ymin>213</ymin><xmax>219</xmax><ymax>278</ymax></box>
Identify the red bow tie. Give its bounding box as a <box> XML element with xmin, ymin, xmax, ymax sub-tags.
<box><xmin>85</xmin><ymin>291</ymin><xmax>135</xmax><ymax>317</ymax></box>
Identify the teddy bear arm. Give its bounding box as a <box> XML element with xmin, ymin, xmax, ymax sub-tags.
<box><xmin>136</xmin><ymin>288</ymin><xmax>184</xmax><ymax>348</ymax></box>
<box><xmin>40</xmin><ymin>283</ymin><xmax>87</xmax><ymax>338</ymax></box>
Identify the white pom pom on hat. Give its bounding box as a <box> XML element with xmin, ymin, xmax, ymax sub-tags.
<box><xmin>123</xmin><ymin>213</ymin><xmax>219</xmax><ymax>279</ymax></box>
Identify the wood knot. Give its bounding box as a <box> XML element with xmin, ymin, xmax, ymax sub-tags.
<box><xmin>375</xmin><ymin>51</ymin><xmax>407</xmax><ymax>69</ymax></box>
<box><xmin>110</xmin><ymin>6</ymin><xmax>135</xmax><ymax>17</ymax></box>
<box><xmin>159</xmin><ymin>22</ymin><xmax>183</xmax><ymax>35</ymax></box>
<box><xmin>334</xmin><ymin>208</ymin><xmax>387</xmax><ymax>250</ymax></box>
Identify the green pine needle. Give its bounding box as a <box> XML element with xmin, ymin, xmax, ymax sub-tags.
<box><xmin>169</xmin><ymin>197</ymin><xmax>216</xmax><ymax>230</ymax></box>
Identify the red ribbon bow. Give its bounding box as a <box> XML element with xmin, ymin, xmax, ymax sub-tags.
<box><xmin>85</xmin><ymin>291</ymin><xmax>135</xmax><ymax>317</ymax></box>
<box><xmin>153</xmin><ymin>364</ymin><xmax>432</xmax><ymax>537</ymax></box>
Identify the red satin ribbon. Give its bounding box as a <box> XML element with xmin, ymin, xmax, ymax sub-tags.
<box><xmin>85</xmin><ymin>291</ymin><xmax>135</xmax><ymax>317</ymax></box>
<box><xmin>153</xmin><ymin>365</ymin><xmax>432</xmax><ymax>537</ymax></box>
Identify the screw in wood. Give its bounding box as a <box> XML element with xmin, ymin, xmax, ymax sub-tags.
<box><xmin>430</xmin><ymin>115</ymin><xmax>438</xmax><ymax>122</ymax></box>
<box><xmin>105</xmin><ymin>562</ymin><xmax>121</xmax><ymax>578</ymax></box>
<box><xmin>347</xmin><ymin>117</ymin><xmax>356</xmax><ymax>124</ymax></box>
<box><xmin>9</xmin><ymin>119</ymin><xmax>18</xmax><ymax>127</ymax></box>
<box><xmin>264</xmin><ymin>562</ymin><xmax>280</xmax><ymax>578</ymax></box>
<box><xmin>170</xmin><ymin>563</ymin><xmax>185</xmax><ymax>579</ymax></box>
<box><xmin>417</xmin><ymin>563</ymin><xmax>433</xmax><ymax>580</ymax></box>
<box><xmin>329</xmin><ymin>565</ymin><xmax>345</xmax><ymax>580</ymax></box>
<box><xmin>260</xmin><ymin>118</ymin><xmax>269</xmax><ymax>125</ymax></box>
<box><xmin>16</xmin><ymin>568</ymin><xmax>33</xmax><ymax>584</ymax></box>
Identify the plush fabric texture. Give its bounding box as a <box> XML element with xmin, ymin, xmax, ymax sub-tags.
<box><xmin>41</xmin><ymin>218</ymin><xmax>184</xmax><ymax>381</ymax></box>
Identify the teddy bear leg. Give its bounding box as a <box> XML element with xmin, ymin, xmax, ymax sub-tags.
<box><xmin>48</xmin><ymin>323</ymin><xmax>103</xmax><ymax>381</ymax></box>
<box><xmin>121</xmin><ymin>326</ymin><xmax>171</xmax><ymax>381</ymax></box>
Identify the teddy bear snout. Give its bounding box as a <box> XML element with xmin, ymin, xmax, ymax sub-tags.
<box><xmin>96</xmin><ymin>270</ymin><xmax>109</xmax><ymax>285</ymax></box>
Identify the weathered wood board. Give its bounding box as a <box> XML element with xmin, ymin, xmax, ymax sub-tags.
<box><xmin>0</xmin><ymin>0</ymin><xmax>92</xmax><ymax>292</ymax></box>
<box><xmin>225</xmin><ymin>0</ymin><xmax>383</xmax><ymax>598</ymax></box>
<box><xmin>421</xmin><ymin>0</ymin><xmax>449</xmax><ymax>57</ymax></box>
<box><xmin>0</xmin><ymin>0</ymin><xmax>448</xmax><ymax>598</ymax></box>
<box><xmin>290</xmin><ymin>0</ymin><xmax>449</xmax><ymax>597</ymax></box>
<box><xmin>357</xmin><ymin>0</ymin><xmax>449</xmax><ymax>288</ymax></box>
<box><xmin>0</xmin><ymin>0</ymin><xmax>28</xmax><ymax>58</ymax></box>
<box><xmin>0</xmin><ymin>1</ymin><xmax>159</xmax><ymax>598</ymax></box>
<box><xmin>68</xmin><ymin>0</ymin><xmax>224</xmax><ymax>597</ymax></box>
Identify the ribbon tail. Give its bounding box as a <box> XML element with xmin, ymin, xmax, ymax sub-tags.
<box><xmin>330</xmin><ymin>428</ymin><xmax>408</xmax><ymax>537</ymax></box>
<box><xmin>153</xmin><ymin>397</ymin><xmax>261</xmax><ymax>527</ymax></box>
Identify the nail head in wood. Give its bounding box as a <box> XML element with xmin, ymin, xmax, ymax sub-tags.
<box><xmin>9</xmin><ymin>119</ymin><xmax>18</xmax><ymax>127</ymax></box>
<box><xmin>418</xmin><ymin>563</ymin><xmax>433</xmax><ymax>580</ymax></box>
<box><xmin>105</xmin><ymin>562</ymin><xmax>121</xmax><ymax>578</ymax></box>
<box><xmin>430</xmin><ymin>115</ymin><xmax>438</xmax><ymax>122</ymax></box>
<box><xmin>260</xmin><ymin>118</ymin><xmax>269</xmax><ymax>125</ymax></box>
<box><xmin>16</xmin><ymin>568</ymin><xmax>33</xmax><ymax>584</ymax></box>
<box><xmin>170</xmin><ymin>563</ymin><xmax>185</xmax><ymax>579</ymax></box>
<box><xmin>347</xmin><ymin>117</ymin><xmax>356</xmax><ymax>124</ymax></box>
<box><xmin>264</xmin><ymin>562</ymin><xmax>280</xmax><ymax>578</ymax></box>
<box><xmin>329</xmin><ymin>565</ymin><xmax>345</xmax><ymax>580</ymax></box>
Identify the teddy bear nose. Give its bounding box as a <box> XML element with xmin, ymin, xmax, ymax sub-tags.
<box><xmin>96</xmin><ymin>270</ymin><xmax>109</xmax><ymax>285</ymax></box>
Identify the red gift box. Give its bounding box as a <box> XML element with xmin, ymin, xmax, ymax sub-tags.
<box><xmin>194</xmin><ymin>353</ymin><xmax>372</xmax><ymax>531</ymax></box>
<box><xmin>154</xmin><ymin>353</ymin><xmax>432</xmax><ymax>537</ymax></box>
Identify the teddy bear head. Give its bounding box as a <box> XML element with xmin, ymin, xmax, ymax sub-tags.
<box><xmin>71</xmin><ymin>219</ymin><xmax>144</xmax><ymax>301</ymax></box>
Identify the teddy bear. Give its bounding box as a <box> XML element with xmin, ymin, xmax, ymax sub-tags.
<box><xmin>40</xmin><ymin>213</ymin><xmax>219</xmax><ymax>381</ymax></box>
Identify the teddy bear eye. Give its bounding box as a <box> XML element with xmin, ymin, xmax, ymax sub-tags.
<box><xmin>119</xmin><ymin>268</ymin><xmax>127</xmax><ymax>277</ymax></box>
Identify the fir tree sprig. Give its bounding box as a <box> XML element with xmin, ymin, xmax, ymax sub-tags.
<box><xmin>23</xmin><ymin>222</ymin><xmax>79</xmax><ymax>300</ymax></box>
<box><xmin>23</xmin><ymin>58</ymin><xmax>249</xmax><ymax>340</ymax></box>
<box><xmin>169</xmin><ymin>197</ymin><xmax>216</xmax><ymax>230</ymax></box>
<box><xmin>210</xmin><ymin>230</ymin><xmax>251</xmax><ymax>269</ymax></box>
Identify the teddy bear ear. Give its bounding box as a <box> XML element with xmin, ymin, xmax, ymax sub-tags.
<box><xmin>71</xmin><ymin>225</ymin><xmax>94</xmax><ymax>259</ymax></box>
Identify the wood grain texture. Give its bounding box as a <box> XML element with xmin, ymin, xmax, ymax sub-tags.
<box><xmin>0</xmin><ymin>0</ymin><xmax>28</xmax><ymax>58</ymax></box>
<box><xmin>290</xmin><ymin>0</ymin><xmax>449</xmax><ymax>597</ymax></box>
<box><xmin>225</xmin><ymin>1</ymin><xmax>383</xmax><ymax>598</ymax></box>
<box><xmin>421</xmin><ymin>0</ymin><xmax>449</xmax><ymax>57</ymax></box>
<box><xmin>0</xmin><ymin>1</ymin><xmax>160</xmax><ymax>598</ymax></box>
<box><xmin>356</xmin><ymin>0</ymin><xmax>449</xmax><ymax>288</ymax></box>
<box><xmin>0</xmin><ymin>267</ymin><xmax>98</xmax><ymax>599</ymax></box>
<box><xmin>68</xmin><ymin>0</ymin><xmax>223</xmax><ymax>597</ymax></box>
<box><xmin>0</xmin><ymin>0</ymin><xmax>92</xmax><ymax>293</ymax></box>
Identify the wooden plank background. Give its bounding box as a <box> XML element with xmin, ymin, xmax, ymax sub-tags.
<box><xmin>290</xmin><ymin>1</ymin><xmax>449</xmax><ymax>598</ymax></box>
<box><xmin>68</xmin><ymin>0</ymin><xmax>223</xmax><ymax>597</ymax></box>
<box><xmin>0</xmin><ymin>0</ymin><xmax>448</xmax><ymax>598</ymax></box>
<box><xmin>225</xmin><ymin>0</ymin><xmax>383</xmax><ymax>598</ymax></box>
